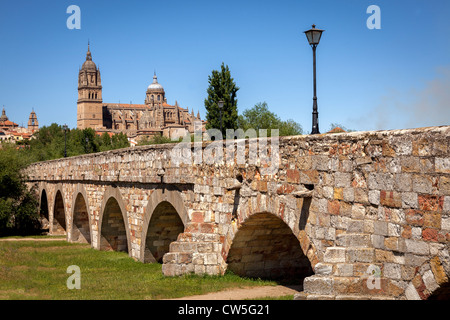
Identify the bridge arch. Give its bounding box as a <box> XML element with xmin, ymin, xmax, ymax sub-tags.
<box><xmin>140</xmin><ymin>187</ymin><xmax>188</xmax><ymax>263</ymax></box>
<box><xmin>38</xmin><ymin>185</ymin><xmax>50</xmax><ymax>232</ymax></box>
<box><xmin>52</xmin><ymin>184</ymin><xmax>67</xmax><ymax>236</ymax></box>
<box><xmin>70</xmin><ymin>184</ymin><xmax>92</xmax><ymax>244</ymax></box>
<box><xmin>98</xmin><ymin>186</ymin><xmax>131</xmax><ymax>254</ymax></box>
<box><xmin>225</xmin><ymin>210</ymin><xmax>314</xmax><ymax>282</ymax></box>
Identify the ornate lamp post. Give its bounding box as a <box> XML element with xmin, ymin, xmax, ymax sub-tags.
<box><xmin>304</xmin><ymin>24</ymin><xmax>324</xmax><ymax>134</ymax></box>
<box><xmin>63</xmin><ymin>124</ymin><xmax>68</xmax><ymax>157</ymax></box>
<box><xmin>218</xmin><ymin>100</ymin><xmax>224</xmax><ymax>135</ymax></box>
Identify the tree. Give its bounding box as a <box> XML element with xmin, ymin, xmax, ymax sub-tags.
<box><xmin>237</xmin><ymin>102</ymin><xmax>303</xmax><ymax>137</ymax></box>
<box><xmin>237</xmin><ymin>102</ymin><xmax>280</xmax><ymax>134</ymax></box>
<box><xmin>26</xmin><ymin>125</ymin><xmax>130</xmax><ymax>161</ymax></box>
<box><xmin>279</xmin><ymin>119</ymin><xmax>303</xmax><ymax>137</ymax></box>
<box><xmin>99</xmin><ymin>132</ymin><xmax>112</xmax><ymax>152</ymax></box>
<box><xmin>204</xmin><ymin>63</ymin><xmax>239</xmax><ymax>136</ymax></box>
<box><xmin>137</xmin><ymin>133</ymin><xmax>176</xmax><ymax>146</ymax></box>
<box><xmin>111</xmin><ymin>132</ymin><xmax>130</xmax><ymax>149</ymax></box>
<box><xmin>0</xmin><ymin>144</ymin><xmax>40</xmax><ymax>236</ymax></box>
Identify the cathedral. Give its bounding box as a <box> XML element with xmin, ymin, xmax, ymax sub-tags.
<box><xmin>77</xmin><ymin>44</ymin><xmax>204</xmax><ymax>140</ymax></box>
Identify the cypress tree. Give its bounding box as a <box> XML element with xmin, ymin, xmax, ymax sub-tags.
<box><xmin>204</xmin><ymin>63</ymin><xmax>239</xmax><ymax>136</ymax></box>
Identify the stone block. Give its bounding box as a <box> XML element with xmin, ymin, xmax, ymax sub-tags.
<box><xmin>442</xmin><ymin>216</ymin><xmax>450</xmax><ymax>231</ymax></box>
<box><xmin>335</xmin><ymin>264</ymin><xmax>354</xmax><ymax>277</ymax></box>
<box><xmin>335</xmin><ymin>172</ymin><xmax>352</xmax><ymax>188</ymax></box>
<box><xmin>405</xmin><ymin>283</ymin><xmax>421</xmax><ymax>300</ymax></box>
<box><xmin>371</xmin><ymin>235</ymin><xmax>385</xmax><ymax>249</ymax></box>
<box><xmin>346</xmin><ymin>248</ymin><xmax>375</xmax><ymax>263</ymax></box>
<box><xmin>402</xmin><ymin>192</ymin><xmax>418</xmax><ymax>209</ymax></box>
<box><xmin>351</xmin><ymin>204</ymin><xmax>366</xmax><ymax>219</ymax></box>
<box><xmin>430</xmin><ymin>256</ymin><xmax>449</xmax><ymax>285</ymax></box>
<box><xmin>347</xmin><ymin>220</ymin><xmax>364</xmax><ymax>233</ymax></box>
<box><xmin>323</xmin><ymin>186</ymin><xmax>334</xmax><ymax>199</ymax></box>
<box><xmin>286</xmin><ymin>169</ymin><xmax>300</xmax><ymax>183</ymax></box>
<box><xmin>404</xmin><ymin>239</ymin><xmax>429</xmax><ymax>256</ymax></box>
<box><xmin>314</xmin><ymin>263</ymin><xmax>333</xmax><ymax>275</ymax></box>
<box><xmin>388</xmin><ymin>223</ymin><xmax>401</xmax><ymax>237</ymax></box>
<box><xmin>303</xmin><ymin>276</ymin><xmax>334</xmax><ymax>295</ymax></box>
<box><xmin>354</xmin><ymin>188</ymin><xmax>369</xmax><ymax>205</ymax></box>
<box><xmin>328</xmin><ymin>200</ymin><xmax>340</xmax><ymax>215</ymax></box>
<box><xmin>394</xmin><ymin>173</ymin><xmax>413</xmax><ymax>192</ymax></box>
<box><xmin>299</xmin><ymin>170</ymin><xmax>319</xmax><ymax>184</ymax></box>
<box><xmin>374</xmin><ymin>221</ymin><xmax>388</xmax><ymax>236</ymax></box>
<box><xmin>418</xmin><ymin>195</ymin><xmax>444</xmax><ymax>212</ymax></box>
<box><xmin>334</xmin><ymin>187</ymin><xmax>344</xmax><ymax>200</ymax></box>
<box><xmin>436</xmin><ymin>157</ymin><xmax>450</xmax><ymax>173</ymax></box>
<box><xmin>401</xmin><ymin>157</ymin><xmax>421</xmax><ymax>173</ymax></box>
<box><xmin>445</xmin><ymin>196</ymin><xmax>450</xmax><ymax>212</ymax></box>
<box><xmin>336</xmin><ymin>233</ymin><xmax>371</xmax><ymax>247</ymax></box>
<box><xmin>422</xmin><ymin>270</ymin><xmax>439</xmax><ymax>293</ymax></box>
<box><xmin>405</xmin><ymin>209</ymin><xmax>424</xmax><ymax>226</ymax></box>
<box><xmin>383</xmin><ymin>263</ymin><xmax>402</xmax><ymax>280</ymax></box>
<box><xmin>439</xmin><ymin>176</ymin><xmax>450</xmax><ymax>195</ymax></box>
<box><xmin>412</xmin><ymin>175</ymin><xmax>432</xmax><ymax>194</ymax></box>
<box><xmin>343</xmin><ymin>188</ymin><xmax>355</xmax><ymax>202</ymax></box>
<box><xmin>324</xmin><ymin>247</ymin><xmax>346</xmax><ymax>263</ymax></box>
<box><xmin>380</xmin><ymin>190</ymin><xmax>402</xmax><ymax>208</ymax></box>
<box><xmin>368</xmin><ymin>173</ymin><xmax>394</xmax><ymax>190</ymax></box>
<box><xmin>368</xmin><ymin>190</ymin><xmax>380</xmax><ymax>205</ymax></box>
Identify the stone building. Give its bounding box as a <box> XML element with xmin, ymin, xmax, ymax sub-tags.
<box><xmin>27</xmin><ymin>110</ymin><xmax>39</xmax><ymax>132</ymax></box>
<box><xmin>77</xmin><ymin>44</ymin><xmax>203</xmax><ymax>140</ymax></box>
<box><xmin>0</xmin><ymin>108</ymin><xmax>38</xmax><ymax>142</ymax></box>
<box><xmin>0</xmin><ymin>108</ymin><xmax>18</xmax><ymax>131</ymax></box>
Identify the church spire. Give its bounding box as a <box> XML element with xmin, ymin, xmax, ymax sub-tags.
<box><xmin>86</xmin><ymin>40</ymin><xmax>92</xmax><ymax>61</ymax></box>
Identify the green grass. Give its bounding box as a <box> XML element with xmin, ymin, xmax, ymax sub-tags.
<box><xmin>0</xmin><ymin>238</ymin><xmax>277</xmax><ymax>300</ymax></box>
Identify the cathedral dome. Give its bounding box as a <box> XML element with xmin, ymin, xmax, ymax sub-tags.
<box><xmin>82</xmin><ymin>59</ymin><xmax>97</xmax><ymax>71</ymax></box>
<box><xmin>81</xmin><ymin>43</ymin><xmax>97</xmax><ymax>71</ymax></box>
<box><xmin>147</xmin><ymin>73</ymin><xmax>164</xmax><ymax>92</ymax></box>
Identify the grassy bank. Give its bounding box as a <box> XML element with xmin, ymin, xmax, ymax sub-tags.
<box><xmin>0</xmin><ymin>238</ymin><xmax>276</xmax><ymax>300</ymax></box>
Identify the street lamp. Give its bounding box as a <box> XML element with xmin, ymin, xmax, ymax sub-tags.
<box><xmin>63</xmin><ymin>124</ymin><xmax>68</xmax><ymax>157</ymax></box>
<box><xmin>85</xmin><ymin>137</ymin><xmax>89</xmax><ymax>154</ymax></box>
<box><xmin>304</xmin><ymin>24</ymin><xmax>324</xmax><ymax>134</ymax></box>
<box><xmin>218</xmin><ymin>100</ymin><xmax>224</xmax><ymax>135</ymax></box>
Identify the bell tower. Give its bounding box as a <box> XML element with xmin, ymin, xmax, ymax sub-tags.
<box><xmin>77</xmin><ymin>43</ymin><xmax>103</xmax><ymax>129</ymax></box>
<box><xmin>27</xmin><ymin>109</ymin><xmax>39</xmax><ymax>132</ymax></box>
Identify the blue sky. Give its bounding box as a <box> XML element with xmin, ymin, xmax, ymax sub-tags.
<box><xmin>0</xmin><ymin>0</ymin><xmax>449</xmax><ymax>132</ymax></box>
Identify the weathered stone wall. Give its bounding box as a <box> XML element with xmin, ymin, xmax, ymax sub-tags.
<box><xmin>25</xmin><ymin>125</ymin><xmax>450</xmax><ymax>300</ymax></box>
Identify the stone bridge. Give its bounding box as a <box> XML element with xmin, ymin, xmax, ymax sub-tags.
<box><xmin>25</xmin><ymin>126</ymin><xmax>450</xmax><ymax>300</ymax></box>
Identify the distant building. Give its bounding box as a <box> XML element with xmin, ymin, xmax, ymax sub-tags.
<box><xmin>0</xmin><ymin>108</ymin><xmax>39</xmax><ymax>143</ymax></box>
<box><xmin>0</xmin><ymin>108</ymin><xmax>18</xmax><ymax>131</ymax></box>
<box><xmin>77</xmin><ymin>44</ymin><xmax>204</xmax><ymax>140</ymax></box>
<box><xmin>28</xmin><ymin>110</ymin><xmax>39</xmax><ymax>132</ymax></box>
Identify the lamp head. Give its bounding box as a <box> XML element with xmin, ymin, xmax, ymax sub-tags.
<box><xmin>304</xmin><ymin>24</ymin><xmax>324</xmax><ymax>46</ymax></box>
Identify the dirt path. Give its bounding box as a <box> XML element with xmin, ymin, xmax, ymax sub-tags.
<box><xmin>0</xmin><ymin>237</ymin><xmax>65</xmax><ymax>242</ymax></box>
<box><xmin>169</xmin><ymin>285</ymin><xmax>302</xmax><ymax>300</ymax></box>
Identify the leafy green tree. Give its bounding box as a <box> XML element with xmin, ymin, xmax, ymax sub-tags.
<box><xmin>99</xmin><ymin>132</ymin><xmax>112</xmax><ymax>152</ymax></box>
<box><xmin>111</xmin><ymin>132</ymin><xmax>130</xmax><ymax>149</ymax></box>
<box><xmin>205</xmin><ymin>63</ymin><xmax>239</xmax><ymax>136</ymax></box>
<box><xmin>237</xmin><ymin>102</ymin><xmax>280</xmax><ymax>135</ymax></box>
<box><xmin>137</xmin><ymin>133</ymin><xmax>179</xmax><ymax>146</ymax></box>
<box><xmin>0</xmin><ymin>144</ymin><xmax>40</xmax><ymax>236</ymax></box>
<box><xmin>28</xmin><ymin>123</ymin><xmax>65</xmax><ymax>161</ymax></box>
<box><xmin>279</xmin><ymin>119</ymin><xmax>303</xmax><ymax>137</ymax></box>
<box><xmin>26</xmin><ymin>125</ymin><xmax>130</xmax><ymax>161</ymax></box>
<box><xmin>237</xmin><ymin>102</ymin><xmax>303</xmax><ymax>137</ymax></box>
